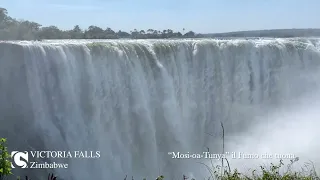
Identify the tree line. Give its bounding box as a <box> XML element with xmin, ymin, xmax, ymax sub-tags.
<box><xmin>0</xmin><ymin>8</ymin><xmax>203</xmax><ymax>40</ymax></box>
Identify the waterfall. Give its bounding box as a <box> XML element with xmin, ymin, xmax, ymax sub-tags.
<box><xmin>1</xmin><ymin>38</ymin><xmax>320</xmax><ymax>179</ymax></box>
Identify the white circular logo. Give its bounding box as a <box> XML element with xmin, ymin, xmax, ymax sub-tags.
<box><xmin>11</xmin><ymin>151</ymin><xmax>28</xmax><ymax>168</ymax></box>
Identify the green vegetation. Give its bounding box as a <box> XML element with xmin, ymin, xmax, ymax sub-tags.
<box><xmin>2</xmin><ymin>7</ymin><xmax>320</xmax><ymax>41</ymax></box>
<box><xmin>1</xmin><ymin>6</ymin><xmax>319</xmax><ymax>178</ymax></box>
<box><xmin>0</xmin><ymin>138</ymin><xmax>12</xmax><ymax>180</ymax></box>
<box><xmin>0</xmin><ymin>8</ymin><xmax>200</xmax><ymax>40</ymax></box>
<box><xmin>1</xmin><ymin>124</ymin><xmax>319</xmax><ymax>180</ymax></box>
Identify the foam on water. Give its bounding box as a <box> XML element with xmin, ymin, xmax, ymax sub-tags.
<box><xmin>0</xmin><ymin>38</ymin><xmax>320</xmax><ymax>179</ymax></box>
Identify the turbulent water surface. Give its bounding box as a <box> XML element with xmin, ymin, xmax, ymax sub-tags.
<box><xmin>1</xmin><ymin>38</ymin><xmax>320</xmax><ymax>180</ymax></box>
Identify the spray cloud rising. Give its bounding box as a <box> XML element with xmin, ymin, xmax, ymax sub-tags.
<box><xmin>0</xmin><ymin>39</ymin><xmax>320</xmax><ymax>179</ymax></box>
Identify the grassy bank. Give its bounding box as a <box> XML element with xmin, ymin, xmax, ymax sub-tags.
<box><xmin>1</xmin><ymin>136</ymin><xmax>319</xmax><ymax>180</ymax></box>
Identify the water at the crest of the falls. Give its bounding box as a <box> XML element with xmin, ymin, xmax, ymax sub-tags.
<box><xmin>0</xmin><ymin>38</ymin><xmax>320</xmax><ymax>180</ymax></box>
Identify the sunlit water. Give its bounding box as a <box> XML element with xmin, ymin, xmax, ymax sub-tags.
<box><xmin>0</xmin><ymin>38</ymin><xmax>320</xmax><ymax>179</ymax></box>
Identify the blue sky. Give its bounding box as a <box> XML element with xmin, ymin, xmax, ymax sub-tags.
<box><xmin>2</xmin><ymin>0</ymin><xmax>319</xmax><ymax>33</ymax></box>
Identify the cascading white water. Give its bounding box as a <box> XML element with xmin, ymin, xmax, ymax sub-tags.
<box><xmin>1</xmin><ymin>38</ymin><xmax>320</xmax><ymax>180</ymax></box>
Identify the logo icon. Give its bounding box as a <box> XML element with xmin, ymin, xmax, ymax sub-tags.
<box><xmin>11</xmin><ymin>151</ymin><xmax>28</xmax><ymax>168</ymax></box>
